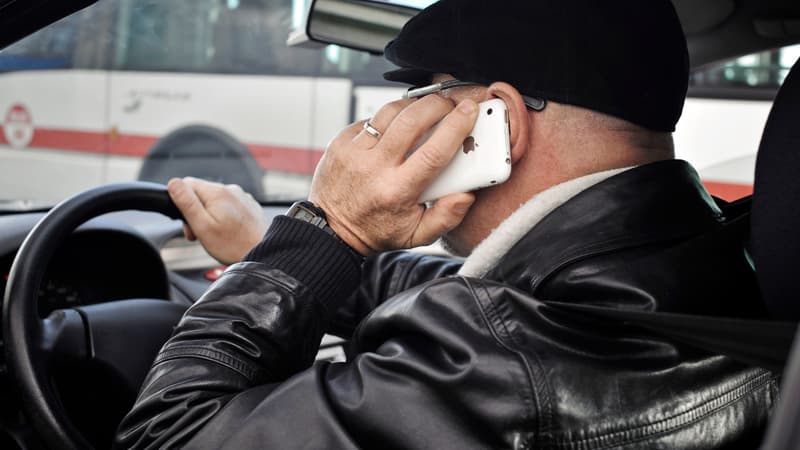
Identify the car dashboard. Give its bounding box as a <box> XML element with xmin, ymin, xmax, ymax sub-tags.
<box><xmin>0</xmin><ymin>228</ymin><xmax>170</xmax><ymax>316</ymax></box>
<box><xmin>0</xmin><ymin>205</ymin><xmax>356</xmax><ymax>448</ymax></box>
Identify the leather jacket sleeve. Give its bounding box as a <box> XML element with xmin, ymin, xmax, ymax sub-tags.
<box><xmin>115</xmin><ymin>265</ymin><xmax>515</xmax><ymax>449</ymax></box>
<box><xmin>328</xmin><ymin>250</ymin><xmax>462</xmax><ymax>337</ymax></box>
<box><xmin>115</xmin><ymin>219</ymin><xmax>485</xmax><ymax>449</ymax></box>
<box><xmin>114</xmin><ymin>263</ymin><xmax>327</xmax><ymax>449</ymax></box>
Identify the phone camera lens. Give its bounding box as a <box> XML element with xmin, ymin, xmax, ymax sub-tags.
<box><xmin>487</xmin><ymin>108</ymin><xmax>493</xmax><ymax>115</ymax></box>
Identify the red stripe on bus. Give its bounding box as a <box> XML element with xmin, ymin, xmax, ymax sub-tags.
<box><xmin>34</xmin><ymin>128</ymin><xmax>107</xmax><ymax>153</ymax></box>
<box><xmin>702</xmin><ymin>180</ymin><xmax>753</xmax><ymax>201</ymax></box>
<box><xmin>0</xmin><ymin>126</ymin><xmax>321</xmax><ymax>175</ymax></box>
<box><xmin>109</xmin><ymin>133</ymin><xmax>157</xmax><ymax>157</ymax></box>
<box><xmin>0</xmin><ymin>127</ymin><xmax>765</xmax><ymax>196</ymax></box>
<box><xmin>249</xmin><ymin>144</ymin><xmax>323</xmax><ymax>174</ymax></box>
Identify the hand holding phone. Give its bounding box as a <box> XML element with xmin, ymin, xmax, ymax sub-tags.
<box><xmin>418</xmin><ymin>98</ymin><xmax>511</xmax><ymax>202</ymax></box>
<box><xmin>308</xmin><ymin>95</ymin><xmax>482</xmax><ymax>255</ymax></box>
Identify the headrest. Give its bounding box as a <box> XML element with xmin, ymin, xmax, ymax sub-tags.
<box><xmin>751</xmin><ymin>56</ymin><xmax>800</xmax><ymax>320</ymax></box>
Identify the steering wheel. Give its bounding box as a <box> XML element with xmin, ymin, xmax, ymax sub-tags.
<box><xmin>3</xmin><ymin>183</ymin><xmax>191</xmax><ymax>449</ymax></box>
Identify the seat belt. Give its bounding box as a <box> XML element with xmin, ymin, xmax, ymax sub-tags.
<box><xmin>550</xmin><ymin>199</ymin><xmax>797</xmax><ymax>374</ymax></box>
<box><xmin>549</xmin><ymin>301</ymin><xmax>797</xmax><ymax>373</ymax></box>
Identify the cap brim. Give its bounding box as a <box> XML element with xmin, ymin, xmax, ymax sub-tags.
<box><xmin>383</xmin><ymin>67</ymin><xmax>435</xmax><ymax>86</ymax></box>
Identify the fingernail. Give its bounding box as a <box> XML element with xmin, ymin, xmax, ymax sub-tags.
<box><xmin>458</xmin><ymin>100</ymin><xmax>477</xmax><ymax>114</ymax></box>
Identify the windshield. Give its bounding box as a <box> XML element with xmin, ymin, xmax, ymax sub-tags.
<box><xmin>2</xmin><ymin>0</ymin><xmax>800</xmax><ymax>207</ymax></box>
<box><xmin>0</xmin><ymin>0</ymin><xmax>400</xmax><ymax>205</ymax></box>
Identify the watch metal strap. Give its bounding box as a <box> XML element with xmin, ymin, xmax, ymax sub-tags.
<box><xmin>285</xmin><ymin>201</ymin><xmax>365</xmax><ymax>261</ymax></box>
<box><xmin>286</xmin><ymin>201</ymin><xmax>336</xmax><ymax>237</ymax></box>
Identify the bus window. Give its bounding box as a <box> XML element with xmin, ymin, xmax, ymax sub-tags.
<box><xmin>0</xmin><ymin>2</ymin><xmax>112</xmax><ymax>72</ymax></box>
<box><xmin>318</xmin><ymin>45</ymin><xmax>397</xmax><ymax>84</ymax></box>
<box><xmin>287</xmin><ymin>0</ymin><xmax>398</xmax><ymax>83</ymax></box>
<box><xmin>212</xmin><ymin>0</ymin><xmax>321</xmax><ymax>76</ymax></box>
<box><xmin>111</xmin><ymin>0</ymin><xmax>403</xmax><ymax>80</ymax></box>
<box><xmin>114</xmin><ymin>0</ymin><xmax>321</xmax><ymax>76</ymax></box>
<box><xmin>115</xmin><ymin>0</ymin><xmax>218</xmax><ymax>72</ymax></box>
<box><xmin>0</xmin><ymin>13</ymin><xmax>83</xmax><ymax>72</ymax></box>
<box><xmin>689</xmin><ymin>44</ymin><xmax>800</xmax><ymax>99</ymax></box>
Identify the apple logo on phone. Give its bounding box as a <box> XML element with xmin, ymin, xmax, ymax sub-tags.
<box><xmin>463</xmin><ymin>136</ymin><xmax>477</xmax><ymax>154</ymax></box>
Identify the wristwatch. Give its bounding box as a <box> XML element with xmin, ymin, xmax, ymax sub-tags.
<box><xmin>285</xmin><ymin>201</ymin><xmax>336</xmax><ymax>236</ymax></box>
<box><xmin>285</xmin><ymin>201</ymin><xmax>365</xmax><ymax>260</ymax></box>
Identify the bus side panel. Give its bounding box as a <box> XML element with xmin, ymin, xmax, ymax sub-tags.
<box><xmin>352</xmin><ymin>86</ymin><xmax>405</xmax><ymax>124</ymax></box>
<box><xmin>106</xmin><ymin>71</ymin><xmax>319</xmax><ymax>196</ymax></box>
<box><xmin>675</xmin><ymin>98</ymin><xmax>771</xmax><ymax>172</ymax></box>
<box><xmin>257</xmin><ymin>77</ymin><xmax>353</xmax><ymax>200</ymax></box>
<box><xmin>0</xmin><ymin>70</ymin><xmax>109</xmax><ymax>202</ymax></box>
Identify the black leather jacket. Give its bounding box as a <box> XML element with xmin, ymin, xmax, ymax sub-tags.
<box><xmin>116</xmin><ymin>160</ymin><xmax>776</xmax><ymax>449</ymax></box>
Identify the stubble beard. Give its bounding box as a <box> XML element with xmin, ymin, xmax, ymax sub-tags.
<box><xmin>440</xmin><ymin>233</ymin><xmax>469</xmax><ymax>258</ymax></box>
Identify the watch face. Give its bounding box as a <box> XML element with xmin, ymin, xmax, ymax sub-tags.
<box><xmin>299</xmin><ymin>201</ymin><xmax>326</xmax><ymax>219</ymax></box>
<box><xmin>287</xmin><ymin>202</ymin><xmax>328</xmax><ymax>229</ymax></box>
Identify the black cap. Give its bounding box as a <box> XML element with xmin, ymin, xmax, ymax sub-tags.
<box><xmin>384</xmin><ymin>0</ymin><xmax>689</xmax><ymax>132</ymax></box>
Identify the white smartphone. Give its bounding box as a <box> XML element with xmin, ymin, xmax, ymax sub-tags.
<box><xmin>418</xmin><ymin>98</ymin><xmax>512</xmax><ymax>203</ymax></box>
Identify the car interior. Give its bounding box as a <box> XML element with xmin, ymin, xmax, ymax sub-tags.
<box><xmin>1</xmin><ymin>0</ymin><xmax>800</xmax><ymax>448</ymax></box>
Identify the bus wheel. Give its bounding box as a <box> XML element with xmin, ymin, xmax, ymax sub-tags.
<box><xmin>137</xmin><ymin>125</ymin><xmax>265</xmax><ymax>200</ymax></box>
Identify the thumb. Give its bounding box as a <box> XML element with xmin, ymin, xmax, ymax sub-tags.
<box><xmin>411</xmin><ymin>193</ymin><xmax>475</xmax><ymax>247</ymax></box>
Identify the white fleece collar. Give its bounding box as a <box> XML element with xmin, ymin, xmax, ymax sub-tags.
<box><xmin>457</xmin><ymin>166</ymin><xmax>633</xmax><ymax>278</ymax></box>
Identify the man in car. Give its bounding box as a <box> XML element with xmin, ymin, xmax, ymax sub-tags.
<box><xmin>116</xmin><ymin>0</ymin><xmax>775</xmax><ymax>448</ymax></box>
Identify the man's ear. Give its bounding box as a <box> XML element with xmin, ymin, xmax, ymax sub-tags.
<box><xmin>486</xmin><ymin>82</ymin><xmax>530</xmax><ymax>164</ymax></box>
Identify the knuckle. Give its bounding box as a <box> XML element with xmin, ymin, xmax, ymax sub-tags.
<box><xmin>346</xmin><ymin>121</ymin><xmax>363</xmax><ymax>136</ymax></box>
<box><xmin>441</xmin><ymin>106</ymin><xmax>472</xmax><ymax>127</ymax></box>
<box><xmin>440</xmin><ymin>209</ymin><xmax>460</xmax><ymax>230</ymax></box>
<box><xmin>379</xmin><ymin>186</ymin><xmax>403</xmax><ymax>205</ymax></box>
<box><xmin>178</xmin><ymin>197</ymin><xmax>199</xmax><ymax>214</ymax></box>
<box><xmin>217</xmin><ymin>186</ymin><xmax>234</xmax><ymax>198</ymax></box>
<box><xmin>376</xmin><ymin>186</ymin><xmax>397</xmax><ymax>205</ymax></box>
<box><xmin>382</xmin><ymin>99</ymin><xmax>409</xmax><ymax>117</ymax></box>
<box><xmin>392</xmin><ymin>112</ymin><xmax>417</xmax><ymax>133</ymax></box>
<box><xmin>417</xmin><ymin>144</ymin><xmax>450</xmax><ymax>169</ymax></box>
<box><xmin>416</xmin><ymin>95</ymin><xmax>452</xmax><ymax>118</ymax></box>
<box><xmin>191</xmin><ymin>220</ymin><xmax>210</xmax><ymax>235</ymax></box>
<box><xmin>207</xmin><ymin>219</ymin><xmax>223</xmax><ymax>232</ymax></box>
<box><xmin>377</xmin><ymin>189</ymin><xmax>394</xmax><ymax>205</ymax></box>
<box><xmin>426</xmin><ymin>93</ymin><xmax>452</xmax><ymax>110</ymax></box>
<box><xmin>180</xmin><ymin>198</ymin><xmax>198</xmax><ymax>212</ymax></box>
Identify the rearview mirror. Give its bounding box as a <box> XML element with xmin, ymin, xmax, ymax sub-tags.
<box><xmin>288</xmin><ymin>0</ymin><xmax>420</xmax><ymax>54</ymax></box>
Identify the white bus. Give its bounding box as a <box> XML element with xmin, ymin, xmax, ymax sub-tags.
<box><xmin>0</xmin><ymin>0</ymin><xmax>403</xmax><ymax>203</ymax></box>
<box><xmin>0</xmin><ymin>0</ymin><xmax>797</xmax><ymax>203</ymax></box>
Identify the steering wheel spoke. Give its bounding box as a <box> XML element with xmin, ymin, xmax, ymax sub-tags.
<box><xmin>76</xmin><ymin>299</ymin><xmax>187</xmax><ymax>393</ymax></box>
<box><xmin>40</xmin><ymin>309</ymin><xmax>89</xmax><ymax>365</ymax></box>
